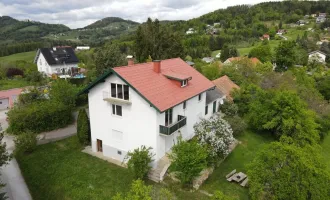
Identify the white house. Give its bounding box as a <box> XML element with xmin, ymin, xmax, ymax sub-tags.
<box><xmin>308</xmin><ymin>51</ymin><xmax>327</xmax><ymax>63</ymax></box>
<box><xmin>186</xmin><ymin>28</ymin><xmax>196</xmax><ymax>35</ymax></box>
<box><xmin>34</xmin><ymin>47</ymin><xmax>80</xmax><ymax>78</ymax></box>
<box><xmin>76</xmin><ymin>46</ymin><xmax>90</xmax><ymax>51</ymax></box>
<box><xmin>80</xmin><ymin>58</ymin><xmax>225</xmax><ymax>181</ymax></box>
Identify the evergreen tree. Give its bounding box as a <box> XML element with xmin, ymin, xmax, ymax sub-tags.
<box><xmin>77</xmin><ymin>109</ymin><xmax>90</xmax><ymax>145</ymax></box>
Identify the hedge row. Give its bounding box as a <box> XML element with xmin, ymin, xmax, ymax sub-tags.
<box><xmin>7</xmin><ymin>101</ymin><xmax>73</xmax><ymax>134</ymax></box>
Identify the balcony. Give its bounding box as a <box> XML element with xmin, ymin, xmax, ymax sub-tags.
<box><xmin>103</xmin><ymin>91</ymin><xmax>131</xmax><ymax>105</ymax></box>
<box><xmin>159</xmin><ymin>115</ymin><xmax>187</xmax><ymax>136</ymax></box>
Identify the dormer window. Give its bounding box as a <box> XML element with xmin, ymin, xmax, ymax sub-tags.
<box><xmin>181</xmin><ymin>80</ymin><xmax>188</xmax><ymax>87</ymax></box>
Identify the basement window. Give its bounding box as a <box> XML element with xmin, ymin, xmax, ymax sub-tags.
<box><xmin>181</xmin><ymin>80</ymin><xmax>188</xmax><ymax>87</ymax></box>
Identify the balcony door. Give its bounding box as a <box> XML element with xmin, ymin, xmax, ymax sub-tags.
<box><xmin>165</xmin><ymin>108</ymin><xmax>173</xmax><ymax>126</ymax></box>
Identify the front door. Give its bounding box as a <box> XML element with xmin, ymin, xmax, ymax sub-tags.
<box><xmin>97</xmin><ymin>139</ymin><xmax>103</xmax><ymax>152</ymax></box>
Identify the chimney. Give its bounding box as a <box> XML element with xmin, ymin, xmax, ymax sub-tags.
<box><xmin>153</xmin><ymin>60</ymin><xmax>161</xmax><ymax>73</ymax></box>
<box><xmin>127</xmin><ymin>55</ymin><xmax>134</xmax><ymax>66</ymax></box>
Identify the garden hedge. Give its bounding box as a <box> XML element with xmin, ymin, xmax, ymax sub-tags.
<box><xmin>7</xmin><ymin>101</ymin><xmax>73</xmax><ymax>134</ymax></box>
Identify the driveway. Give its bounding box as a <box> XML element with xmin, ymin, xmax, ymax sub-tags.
<box><xmin>0</xmin><ymin>109</ymin><xmax>8</xmax><ymax>131</ymax></box>
<box><xmin>0</xmin><ymin>110</ymin><xmax>32</xmax><ymax>200</ymax></box>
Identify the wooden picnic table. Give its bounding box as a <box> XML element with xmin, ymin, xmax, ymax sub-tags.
<box><xmin>230</xmin><ymin>172</ymin><xmax>247</xmax><ymax>183</ymax></box>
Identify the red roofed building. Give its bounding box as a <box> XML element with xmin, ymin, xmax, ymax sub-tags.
<box><xmin>0</xmin><ymin>88</ymin><xmax>23</xmax><ymax>110</ymax></box>
<box><xmin>80</xmin><ymin>58</ymin><xmax>226</xmax><ymax>180</ymax></box>
<box><xmin>224</xmin><ymin>57</ymin><xmax>261</xmax><ymax>65</ymax></box>
<box><xmin>212</xmin><ymin>75</ymin><xmax>240</xmax><ymax>101</ymax></box>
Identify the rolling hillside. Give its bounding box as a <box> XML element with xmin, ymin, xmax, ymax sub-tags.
<box><xmin>0</xmin><ymin>16</ymin><xmax>70</xmax><ymax>44</ymax></box>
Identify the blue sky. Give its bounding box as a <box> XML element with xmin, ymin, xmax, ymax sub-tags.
<box><xmin>0</xmin><ymin>0</ymin><xmax>278</xmax><ymax>28</ymax></box>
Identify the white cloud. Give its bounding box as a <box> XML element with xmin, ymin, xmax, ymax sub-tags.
<box><xmin>0</xmin><ymin>0</ymin><xmax>278</xmax><ymax>28</ymax></box>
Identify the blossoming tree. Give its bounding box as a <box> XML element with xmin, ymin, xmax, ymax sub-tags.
<box><xmin>194</xmin><ymin>114</ymin><xmax>235</xmax><ymax>163</ymax></box>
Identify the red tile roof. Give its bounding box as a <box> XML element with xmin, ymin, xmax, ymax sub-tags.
<box><xmin>227</xmin><ymin>57</ymin><xmax>261</xmax><ymax>64</ymax></box>
<box><xmin>212</xmin><ymin>75</ymin><xmax>240</xmax><ymax>101</ymax></box>
<box><xmin>113</xmin><ymin>58</ymin><xmax>215</xmax><ymax>112</ymax></box>
<box><xmin>0</xmin><ymin>88</ymin><xmax>23</xmax><ymax>108</ymax></box>
<box><xmin>162</xmin><ymin>71</ymin><xmax>192</xmax><ymax>81</ymax></box>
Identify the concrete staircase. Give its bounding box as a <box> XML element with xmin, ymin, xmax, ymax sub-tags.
<box><xmin>148</xmin><ymin>156</ymin><xmax>171</xmax><ymax>182</ymax></box>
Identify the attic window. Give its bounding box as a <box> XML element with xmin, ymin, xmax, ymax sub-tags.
<box><xmin>181</xmin><ymin>80</ymin><xmax>188</xmax><ymax>87</ymax></box>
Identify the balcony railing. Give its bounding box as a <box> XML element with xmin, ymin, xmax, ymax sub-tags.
<box><xmin>103</xmin><ymin>91</ymin><xmax>131</xmax><ymax>105</ymax></box>
<box><xmin>159</xmin><ymin>115</ymin><xmax>187</xmax><ymax>136</ymax></box>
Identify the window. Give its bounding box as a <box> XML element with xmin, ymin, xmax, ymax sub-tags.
<box><xmin>213</xmin><ymin>101</ymin><xmax>216</xmax><ymax>113</ymax></box>
<box><xmin>198</xmin><ymin>93</ymin><xmax>202</xmax><ymax>101</ymax></box>
<box><xmin>112</xmin><ymin>104</ymin><xmax>122</xmax><ymax>116</ymax></box>
<box><xmin>181</xmin><ymin>80</ymin><xmax>188</xmax><ymax>87</ymax></box>
<box><xmin>117</xmin><ymin>151</ymin><xmax>122</xmax><ymax>155</ymax></box>
<box><xmin>183</xmin><ymin>101</ymin><xmax>186</xmax><ymax>109</ymax></box>
<box><xmin>124</xmin><ymin>85</ymin><xmax>129</xmax><ymax>100</ymax></box>
<box><xmin>111</xmin><ymin>83</ymin><xmax>116</xmax><ymax>97</ymax></box>
<box><xmin>165</xmin><ymin>108</ymin><xmax>173</xmax><ymax>126</ymax></box>
<box><xmin>111</xmin><ymin>83</ymin><xmax>129</xmax><ymax>100</ymax></box>
<box><xmin>205</xmin><ymin>105</ymin><xmax>208</xmax><ymax>115</ymax></box>
<box><xmin>117</xmin><ymin>84</ymin><xmax>123</xmax><ymax>99</ymax></box>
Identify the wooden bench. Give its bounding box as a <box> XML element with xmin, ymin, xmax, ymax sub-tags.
<box><xmin>240</xmin><ymin>178</ymin><xmax>249</xmax><ymax>187</ymax></box>
<box><xmin>225</xmin><ymin>169</ymin><xmax>236</xmax><ymax>181</ymax></box>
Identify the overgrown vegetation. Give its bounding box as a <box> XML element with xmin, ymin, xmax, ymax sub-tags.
<box><xmin>124</xmin><ymin>146</ymin><xmax>154</xmax><ymax>180</ymax></box>
<box><xmin>14</xmin><ymin>131</ymin><xmax>37</xmax><ymax>155</ymax></box>
<box><xmin>77</xmin><ymin>109</ymin><xmax>90</xmax><ymax>145</ymax></box>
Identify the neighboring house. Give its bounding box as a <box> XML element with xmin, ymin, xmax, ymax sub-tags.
<box><xmin>277</xmin><ymin>29</ymin><xmax>287</xmax><ymax>35</ymax></box>
<box><xmin>34</xmin><ymin>47</ymin><xmax>80</xmax><ymax>78</ymax></box>
<box><xmin>316</xmin><ymin>16</ymin><xmax>326</xmax><ymax>23</ymax></box>
<box><xmin>308</xmin><ymin>51</ymin><xmax>327</xmax><ymax>63</ymax></box>
<box><xmin>76</xmin><ymin>46</ymin><xmax>90</xmax><ymax>51</ymax></box>
<box><xmin>319</xmin><ymin>13</ymin><xmax>327</xmax><ymax>18</ymax></box>
<box><xmin>0</xmin><ymin>88</ymin><xmax>23</xmax><ymax>110</ymax></box>
<box><xmin>202</xmin><ymin>57</ymin><xmax>215</xmax><ymax>63</ymax></box>
<box><xmin>261</xmin><ymin>34</ymin><xmax>270</xmax><ymax>40</ymax></box>
<box><xmin>212</xmin><ymin>75</ymin><xmax>240</xmax><ymax>101</ymax></box>
<box><xmin>311</xmin><ymin>14</ymin><xmax>317</xmax><ymax>18</ymax></box>
<box><xmin>186</xmin><ymin>28</ymin><xmax>196</xmax><ymax>34</ymax></box>
<box><xmin>79</xmin><ymin>58</ymin><xmax>225</xmax><ymax>174</ymax></box>
<box><xmin>316</xmin><ymin>39</ymin><xmax>329</xmax><ymax>45</ymax></box>
<box><xmin>223</xmin><ymin>57</ymin><xmax>261</xmax><ymax>65</ymax></box>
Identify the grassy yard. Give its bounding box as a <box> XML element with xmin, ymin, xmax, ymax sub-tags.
<box><xmin>17</xmin><ymin>136</ymin><xmax>210</xmax><ymax>200</ymax></box>
<box><xmin>201</xmin><ymin>130</ymin><xmax>274</xmax><ymax>200</ymax></box>
<box><xmin>0</xmin><ymin>51</ymin><xmax>36</xmax><ymax>63</ymax></box>
<box><xmin>0</xmin><ymin>79</ymin><xmax>31</xmax><ymax>90</ymax></box>
<box><xmin>17</xmin><ymin>136</ymin><xmax>135</xmax><ymax>200</ymax></box>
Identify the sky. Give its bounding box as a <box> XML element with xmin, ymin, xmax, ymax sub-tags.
<box><xmin>0</xmin><ymin>0</ymin><xmax>277</xmax><ymax>29</ymax></box>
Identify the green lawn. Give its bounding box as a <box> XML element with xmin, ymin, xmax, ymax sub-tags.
<box><xmin>0</xmin><ymin>51</ymin><xmax>36</xmax><ymax>63</ymax></box>
<box><xmin>322</xmin><ymin>134</ymin><xmax>330</xmax><ymax>171</ymax></box>
<box><xmin>17</xmin><ymin>136</ymin><xmax>210</xmax><ymax>200</ymax></box>
<box><xmin>201</xmin><ymin>131</ymin><xmax>274</xmax><ymax>200</ymax></box>
<box><xmin>17</xmin><ymin>136</ymin><xmax>135</xmax><ymax>200</ymax></box>
<box><xmin>0</xmin><ymin>79</ymin><xmax>31</xmax><ymax>90</ymax></box>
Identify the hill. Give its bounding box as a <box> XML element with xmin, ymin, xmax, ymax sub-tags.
<box><xmin>0</xmin><ymin>16</ymin><xmax>70</xmax><ymax>44</ymax></box>
<box><xmin>84</xmin><ymin>17</ymin><xmax>139</xmax><ymax>29</ymax></box>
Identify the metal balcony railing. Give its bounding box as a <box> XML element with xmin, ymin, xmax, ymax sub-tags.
<box><xmin>159</xmin><ymin>115</ymin><xmax>187</xmax><ymax>136</ymax></box>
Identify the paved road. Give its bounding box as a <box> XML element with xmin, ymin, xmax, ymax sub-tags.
<box><xmin>0</xmin><ymin>109</ymin><xmax>32</xmax><ymax>200</ymax></box>
<box><xmin>1</xmin><ymin>135</ymin><xmax>32</xmax><ymax>200</ymax></box>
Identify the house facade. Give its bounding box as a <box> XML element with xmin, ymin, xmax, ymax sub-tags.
<box><xmin>34</xmin><ymin>47</ymin><xmax>80</xmax><ymax>78</ymax></box>
<box><xmin>80</xmin><ymin>58</ymin><xmax>225</xmax><ymax>167</ymax></box>
<box><xmin>0</xmin><ymin>88</ymin><xmax>23</xmax><ymax>110</ymax></box>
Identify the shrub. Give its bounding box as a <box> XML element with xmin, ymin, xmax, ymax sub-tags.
<box><xmin>211</xmin><ymin>191</ymin><xmax>234</xmax><ymax>200</ymax></box>
<box><xmin>6</xmin><ymin>68</ymin><xmax>24</xmax><ymax>78</ymax></box>
<box><xmin>168</xmin><ymin>136</ymin><xmax>208</xmax><ymax>186</ymax></box>
<box><xmin>124</xmin><ymin>146</ymin><xmax>154</xmax><ymax>180</ymax></box>
<box><xmin>112</xmin><ymin>179</ymin><xmax>152</xmax><ymax>200</ymax></box>
<box><xmin>220</xmin><ymin>101</ymin><xmax>238</xmax><ymax>116</ymax></box>
<box><xmin>17</xmin><ymin>88</ymin><xmax>46</xmax><ymax>106</ymax></box>
<box><xmin>224</xmin><ymin>115</ymin><xmax>247</xmax><ymax>137</ymax></box>
<box><xmin>25</xmin><ymin>71</ymin><xmax>46</xmax><ymax>84</ymax></box>
<box><xmin>14</xmin><ymin>131</ymin><xmax>37</xmax><ymax>155</ymax></box>
<box><xmin>77</xmin><ymin>109</ymin><xmax>90</xmax><ymax>145</ymax></box>
<box><xmin>50</xmin><ymin>80</ymin><xmax>77</xmax><ymax>109</ymax></box>
<box><xmin>194</xmin><ymin>115</ymin><xmax>234</xmax><ymax>165</ymax></box>
<box><xmin>7</xmin><ymin>101</ymin><xmax>73</xmax><ymax>134</ymax></box>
